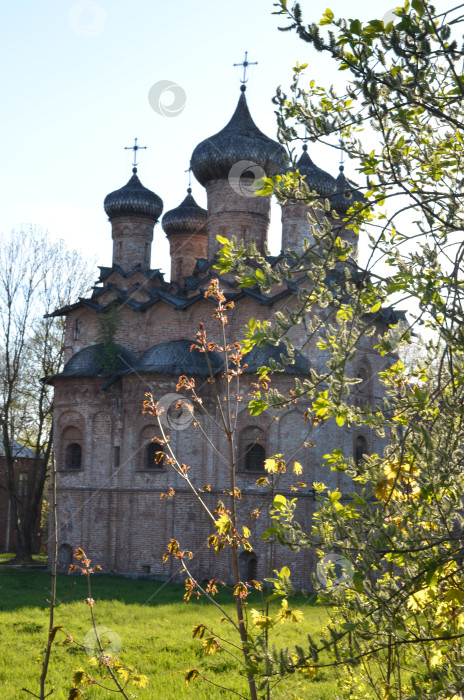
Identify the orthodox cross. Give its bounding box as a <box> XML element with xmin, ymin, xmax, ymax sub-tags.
<box><xmin>339</xmin><ymin>137</ymin><xmax>345</xmax><ymax>167</ymax></box>
<box><xmin>234</xmin><ymin>51</ymin><xmax>258</xmax><ymax>84</ymax></box>
<box><xmin>185</xmin><ymin>164</ymin><xmax>192</xmax><ymax>189</ymax></box>
<box><xmin>124</xmin><ymin>138</ymin><xmax>147</xmax><ymax>169</ymax></box>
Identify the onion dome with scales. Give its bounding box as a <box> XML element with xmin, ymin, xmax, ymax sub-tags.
<box><xmin>293</xmin><ymin>144</ymin><xmax>336</xmax><ymax>198</ymax></box>
<box><xmin>190</xmin><ymin>85</ymin><xmax>287</xmax><ymax>186</ymax></box>
<box><xmin>103</xmin><ymin>167</ymin><xmax>164</xmax><ymax>221</ymax></box>
<box><xmin>332</xmin><ymin>165</ymin><xmax>364</xmax><ymax>216</ymax></box>
<box><xmin>161</xmin><ymin>188</ymin><xmax>207</xmax><ymax>235</ymax></box>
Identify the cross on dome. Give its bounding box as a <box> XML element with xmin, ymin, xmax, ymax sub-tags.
<box><xmin>233</xmin><ymin>51</ymin><xmax>258</xmax><ymax>85</ymax></box>
<box><xmin>185</xmin><ymin>164</ymin><xmax>192</xmax><ymax>190</ymax></box>
<box><xmin>124</xmin><ymin>138</ymin><xmax>147</xmax><ymax>172</ymax></box>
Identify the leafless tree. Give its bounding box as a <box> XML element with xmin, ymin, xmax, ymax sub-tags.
<box><xmin>0</xmin><ymin>227</ymin><xmax>95</xmax><ymax>560</ymax></box>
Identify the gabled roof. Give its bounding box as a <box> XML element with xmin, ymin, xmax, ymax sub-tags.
<box><xmin>0</xmin><ymin>439</ymin><xmax>36</xmax><ymax>459</ymax></box>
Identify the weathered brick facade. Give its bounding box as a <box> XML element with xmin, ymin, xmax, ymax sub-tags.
<box><xmin>48</xmin><ymin>87</ymin><xmax>400</xmax><ymax>587</ymax></box>
<box><xmin>0</xmin><ymin>443</ymin><xmax>43</xmax><ymax>553</ymax></box>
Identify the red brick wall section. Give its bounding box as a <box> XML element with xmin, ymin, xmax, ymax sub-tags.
<box><xmin>168</xmin><ymin>231</ymin><xmax>207</xmax><ymax>282</ymax></box>
<box><xmin>0</xmin><ymin>457</ymin><xmax>43</xmax><ymax>553</ymax></box>
<box><xmin>110</xmin><ymin>216</ymin><xmax>157</xmax><ymax>269</ymax></box>
<box><xmin>206</xmin><ymin>179</ymin><xmax>271</xmax><ymax>257</ymax></box>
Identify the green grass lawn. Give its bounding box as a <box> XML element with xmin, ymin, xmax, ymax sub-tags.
<box><xmin>0</xmin><ymin>552</ymin><xmax>47</xmax><ymax>564</ymax></box>
<box><xmin>0</xmin><ymin>568</ymin><xmax>338</xmax><ymax>699</ymax></box>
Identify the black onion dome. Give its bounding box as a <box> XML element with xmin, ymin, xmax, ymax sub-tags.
<box><xmin>104</xmin><ymin>168</ymin><xmax>163</xmax><ymax>221</ymax></box>
<box><xmin>294</xmin><ymin>145</ymin><xmax>336</xmax><ymax>198</ymax></box>
<box><xmin>161</xmin><ymin>188</ymin><xmax>207</xmax><ymax>235</ymax></box>
<box><xmin>333</xmin><ymin>166</ymin><xmax>364</xmax><ymax>215</ymax></box>
<box><xmin>190</xmin><ymin>86</ymin><xmax>287</xmax><ymax>186</ymax></box>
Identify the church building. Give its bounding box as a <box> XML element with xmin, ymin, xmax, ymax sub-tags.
<box><xmin>47</xmin><ymin>81</ymin><xmax>403</xmax><ymax>587</ymax></box>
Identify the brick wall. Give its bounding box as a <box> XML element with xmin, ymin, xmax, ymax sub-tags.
<box><xmin>51</xmin><ymin>168</ymin><xmax>392</xmax><ymax>588</ymax></box>
<box><xmin>0</xmin><ymin>457</ymin><xmax>43</xmax><ymax>553</ymax></box>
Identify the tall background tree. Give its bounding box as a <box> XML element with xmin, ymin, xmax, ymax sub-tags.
<box><xmin>0</xmin><ymin>227</ymin><xmax>94</xmax><ymax>561</ymax></box>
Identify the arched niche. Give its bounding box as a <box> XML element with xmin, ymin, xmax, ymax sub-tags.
<box><xmin>139</xmin><ymin>425</ymin><xmax>164</xmax><ymax>471</ymax></box>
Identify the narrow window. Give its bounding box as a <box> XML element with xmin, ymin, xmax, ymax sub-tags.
<box><xmin>247</xmin><ymin>556</ymin><xmax>258</xmax><ymax>581</ymax></box>
<box><xmin>145</xmin><ymin>442</ymin><xmax>163</xmax><ymax>470</ymax></box>
<box><xmin>114</xmin><ymin>446</ymin><xmax>120</xmax><ymax>468</ymax></box>
<box><xmin>357</xmin><ymin>370</ymin><xmax>366</xmax><ymax>393</ymax></box>
<box><xmin>355</xmin><ymin>435</ymin><xmax>368</xmax><ymax>465</ymax></box>
<box><xmin>240</xmin><ymin>427</ymin><xmax>266</xmax><ymax>471</ymax></box>
<box><xmin>239</xmin><ymin>551</ymin><xmax>258</xmax><ymax>582</ymax></box>
<box><xmin>73</xmin><ymin>319</ymin><xmax>81</xmax><ymax>340</ymax></box>
<box><xmin>65</xmin><ymin>443</ymin><xmax>82</xmax><ymax>470</ymax></box>
<box><xmin>244</xmin><ymin>444</ymin><xmax>266</xmax><ymax>472</ymax></box>
<box><xmin>18</xmin><ymin>473</ymin><xmax>28</xmax><ymax>497</ymax></box>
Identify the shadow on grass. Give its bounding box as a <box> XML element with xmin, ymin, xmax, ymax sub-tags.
<box><xmin>0</xmin><ymin>567</ymin><xmax>320</xmax><ymax>614</ymax></box>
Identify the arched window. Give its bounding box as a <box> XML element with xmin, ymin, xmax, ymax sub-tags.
<box><xmin>354</xmin><ymin>363</ymin><xmax>373</xmax><ymax>408</ymax></box>
<box><xmin>65</xmin><ymin>443</ymin><xmax>82</xmax><ymax>470</ymax></box>
<box><xmin>357</xmin><ymin>367</ymin><xmax>368</xmax><ymax>392</ymax></box>
<box><xmin>73</xmin><ymin>318</ymin><xmax>81</xmax><ymax>340</ymax></box>
<box><xmin>245</xmin><ymin>444</ymin><xmax>266</xmax><ymax>472</ymax></box>
<box><xmin>355</xmin><ymin>435</ymin><xmax>368</xmax><ymax>465</ymax></box>
<box><xmin>58</xmin><ymin>543</ymin><xmax>73</xmax><ymax>571</ymax></box>
<box><xmin>240</xmin><ymin>427</ymin><xmax>266</xmax><ymax>472</ymax></box>
<box><xmin>18</xmin><ymin>473</ymin><xmax>28</xmax><ymax>497</ymax></box>
<box><xmin>239</xmin><ymin>551</ymin><xmax>258</xmax><ymax>582</ymax></box>
<box><xmin>145</xmin><ymin>441</ymin><xmax>164</xmax><ymax>470</ymax></box>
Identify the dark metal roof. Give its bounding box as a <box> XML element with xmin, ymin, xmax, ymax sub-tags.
<box><xmin>292</xmin><ymin>145</ymin><xmax>336</xmax><ymax>198</ymax></box>
<box><xmin>333</xmin><ymin>166</ymin><xmax>365</xmax><ymax>215</ymax></box>
<box><xmin>162</xmin><ymin>189</ymin><xmax>207</xmax><ymax>235</ymax></box>
<box><xmin>53</xmin><ymin>344</ymin><xmax>136</xmax><ymax>379</ymax></box>
<box><xmin>0</xmin><ymin>439</ymin><xmax>36</xmax><ymax>459</ymax></box>
<box><xmin>99</xmin><ymin>339</ymin><xmax>310</xmax><ymax>386</ymax></box>
<box><xmin>244</xmin><ymin>342</ymin><xmax>310</xmax><ymax>375</ymax></box>
<box><xmin>97</xmin><ymin>265</ymin><xmax>165</xmax><ymax>282</ymax></box>
<box><xmin>104</xmin><ymin>168</ymin><xmax>163</xmax><ymax>221</ymax></box>
<box><xmin>129</xmin><ymin>339</ymin><xmax>223</xmax><ymax>377</ymax></box>
<box><xmin>190</xmin><ymin>87</ymin><xmax>287</xmax><ymax>187</ymax></box>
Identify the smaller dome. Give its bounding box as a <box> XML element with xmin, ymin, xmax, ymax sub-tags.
<box><xmin>162</xmin><ymin>189</ymin><xmax>207</xmax><ymax>235</ymax></box>
<box><xmin>333</xmin><ymin>166</ymin><xmax>364</xmax><ymax>215</ymax></box>
<box><xmin>293</xmin><ymin>145</ymin><xmax>336</xmax><ymax>198</ymax></box>
<box><xmin>104</xmin><ymin>168</ymin><xmax>163</xmax><ymax>221</ymax></box>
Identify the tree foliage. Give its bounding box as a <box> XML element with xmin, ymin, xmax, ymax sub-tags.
<box><xmin>215</xmin><ymin>1</ymin><xmax>464</xmax><ymax>697</ymax></box>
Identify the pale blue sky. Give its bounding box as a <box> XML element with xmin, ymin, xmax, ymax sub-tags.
<box><xmin>0</xmin><ymin>0</ymin><xmax>424</xmax><ymax>278</ymax></box>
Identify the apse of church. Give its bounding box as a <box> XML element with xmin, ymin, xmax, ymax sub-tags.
<box><xmin>46</xmin><ymin>81</ymin><xmax>403</xmax><ymax>587</ymax></box>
